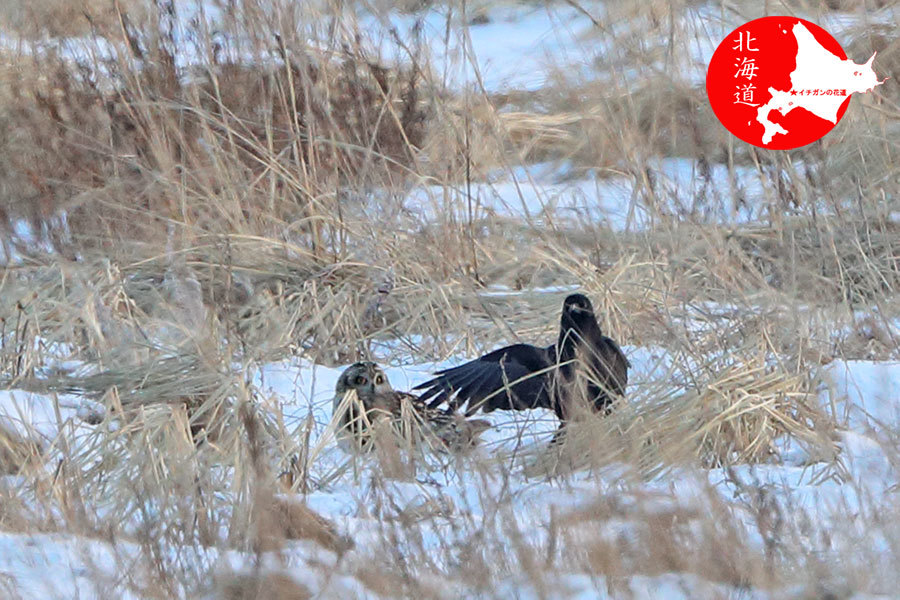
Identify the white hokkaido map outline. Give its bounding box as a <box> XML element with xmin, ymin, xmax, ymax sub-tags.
<box><xmin>755</xmin><ymin>21</ymin><xmax>884</xmax><ymax>145</ymax></box>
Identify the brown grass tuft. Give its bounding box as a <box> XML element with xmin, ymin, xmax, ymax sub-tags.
<box><xmin>0</xmin><ymin>421</ymin><xmax>43</xmax><ymax>475</ymax></box>
<box><xmin>256</xmin><ymin>495</ymin><xmax>354</xmax><ymax>554</ymax></box>
<box><xmin>214</xmin><ymin>572</ymin><xmax>311</xmax><ymax>600</ymax></box>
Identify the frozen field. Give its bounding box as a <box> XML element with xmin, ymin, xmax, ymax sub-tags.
<box><xmin>1</xmin><ymin>349</ymin><xmax>898</xmax><ymax>597</ymax></box>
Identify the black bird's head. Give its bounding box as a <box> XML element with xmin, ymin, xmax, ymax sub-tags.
<box><xmin>563</xmin><ymin>292</ymin><xmax>593</xmax><ymax>315</ymax></box>
<box><xmin>558</xmin><ymin>293</ymin><xmax>599</xmax><ymax>358</ymax></box>
<box><xmin>560</xmin><ymin>293</ymin><xmax>599</xmax><ymax>332</ymax></box>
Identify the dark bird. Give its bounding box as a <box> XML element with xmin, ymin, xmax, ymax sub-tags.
<box><xmin>332</xmin><ymin>361</ymin><xmax>491</xmax><ymax>452</ymax></box>
<box><xmin>414</xmin><ymin>293</ymin><xmax>629</xmax><ymax>437</ymax></box>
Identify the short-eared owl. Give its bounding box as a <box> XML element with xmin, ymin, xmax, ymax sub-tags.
<box><xmin>333</xmin><ymin>362</ymin><xmax>490</xmax><ymax>451</ymax></box>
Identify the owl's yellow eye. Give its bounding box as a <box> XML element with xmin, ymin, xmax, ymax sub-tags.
<box><xmin>374</xmin><ymin>374</ymin><xmax>385</xmax><ymax>385</ymax></box>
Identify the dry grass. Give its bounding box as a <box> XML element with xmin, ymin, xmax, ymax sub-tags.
<box><xmin>0</xmin><ymin>0</ymin><xmax>897</xmax><ymax>597</ymax></box>
<box><xmin>214</xmin><ymin>572</ymin><xmax>311</xmax><ymax>600</ymax></box>
<box><xmin>0</xmin><ymin>0</ymin><xmax>150</xmax><ymax>38</ymax></box>
<box><xmin>0</xmin><ymin>420</ymin><xmax>44</xmax><ymax>475</ymax></box>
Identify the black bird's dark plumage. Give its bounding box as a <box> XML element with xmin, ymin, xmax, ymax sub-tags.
<box><xmin>414</xmin><ymin>294</ymin><xmax>629</xmax><ymax>429</ymax></box>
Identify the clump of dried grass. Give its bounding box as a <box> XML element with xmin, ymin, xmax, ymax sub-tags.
<box><xmin>525</xmin><ymin>355</ymin><xmax>836</xmax><ymax>479</ymax></box>
<box><xmin>0</xmin><ymin>0</ymin><xmax>432</xmax><ymax>261</ymax></box>
<box><xmin>20</xmin><ymin>351</ymin><xmax>229</xmax><ymax>407</ymax></box>
<box><xmin>725</xmin><ymin>214</ymin><xmax>900</xmax><ymax>304</ymax></box>
<box><xmin>684</xmin><ymin>363</ymin><xmax>834</xmax><ymax>466</ymax></box>
<box><xmin>558</xmin><ymin>489</ymin><xmax>772</xmax><ymax>587</ymax></box>
<box><xmin>485</xmin><ymin>76</ymin><xmax>728</xmax><ymax>170</ymax></box>
<box><xmin>256</xmin><ymin>495</ymin><xmax>354</xmax><ymax>554</ymax></box>
<box><xmin>0</xmin><ymin>247</ymin><xmax>456</xmax><ymax>368</ymax></box>
<box><xmin>0</xmin><ymin>0</ymin><xmax>147</xmax><ymax>39</ymax></box>
<box><xmin>214</xmin><ymin>572</ymin><xmax>312</xmax><ymax>600</ymax></box>
<box><xmin>0</xmin><ymin>420</ymin><xmax>44</xmax><ymax>475</ymax></box>
<box><xmin>0</xmin><ymin>344</ymin><xmax>294</xmax><ymax>574</ymax></box>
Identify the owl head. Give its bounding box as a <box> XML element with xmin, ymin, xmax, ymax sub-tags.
<box><xmin>334</xmin><ymin>361</ymin><xmax>393</xmax><ymax>403</ymax></box>
<box><xmin>333</xmin><ymin>362</ymin><xmax>394</xmax><ymax>450</ymax></box>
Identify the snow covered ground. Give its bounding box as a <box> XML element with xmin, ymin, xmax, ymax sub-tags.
<box><xmin>1</xmin><ymin>348</ymin><xmax>898</xmax><ymax>598</ymax></box>
<box><xmin>404</xmin><ymin>158</ymin><xmax>772</xmax><ymax>230</ymax></box>
<box><xmin>7</xmin><ymin>0</ymin><xmax>885</xmax><ymax>94</ymax></box>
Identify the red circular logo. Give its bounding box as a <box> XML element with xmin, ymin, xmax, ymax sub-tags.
<box><xmin>706</xmin><ymin>17</ymin><xmax>861</xmax><ymax>150</ymax></box>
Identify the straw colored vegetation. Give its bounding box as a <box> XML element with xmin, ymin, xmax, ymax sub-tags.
<box><xmin>0</xmin><ymin>0</ymin><xmax>897</xmax><ymax>597</ymax></box>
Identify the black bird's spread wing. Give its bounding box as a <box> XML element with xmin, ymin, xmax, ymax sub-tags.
<box><xmin>414</xmin><ymin>343</ymin><xmax>554</xmax><ymax>415</ymax></box>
